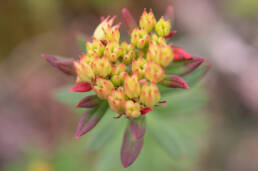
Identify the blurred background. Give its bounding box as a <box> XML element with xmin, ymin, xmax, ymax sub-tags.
<box><xmin>1</xmin><ymin>0</ymin><xmax>258</xmax><ymax>170</ymax></box>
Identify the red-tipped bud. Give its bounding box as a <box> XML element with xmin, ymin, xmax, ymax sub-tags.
<box><xmin>140</xmin><ymin>83</ymin><xmax>161</xmax><ymax>108</ymax></box>
<box><xmin>125</xmin><ymin>100</ymin><xmax>141</xmax><ymax>118</ymax></box>
<box><xmin>131</xmin><ymin>28</ymin><xmax>150</xmax><ymax>49</ymax></box>
<box><xmin>139</xmin><ymin>9</ymin><xmax>156</xmax><ymax>33</ymax></box>
<box><xmin>124</xmin><ymin>74</ymin><xmax>141</xmax><ymax>98</ymax></box>
<box><xmin>145</xmin><ymin>62</ymin><xmax>165</xmax><ymax>83</ymax></box>
<box><xmin>161</xmin><ymin>75</ymin><xmax>189</xmax><ymax>89</ymax></box>
<box><xmin>93</xmin><ymin>78</ymin><xmax>114</xmax><ymax>99</ymax></box>
<box><xmin>172</xmin><ymin>46</ymin><xmax>192</xmax><ymax>61</ymax></box>
<box><xmin>155</xmin><ymin>17</ymin><xmax>171</xmax><ymax>37</ymax></box>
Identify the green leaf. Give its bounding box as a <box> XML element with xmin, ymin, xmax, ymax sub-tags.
<box><xmin>76</xmin><ymin>33</ymin><xmax>87</xmax><ymax>54</ymax></box>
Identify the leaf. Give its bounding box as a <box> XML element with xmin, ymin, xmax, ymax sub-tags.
<box><xmin>42</xmin><ymin>54</ymin><xmax>75</xmax><ymax>75</ymax></box>
<box><xmin>76</xmin><ymin>33</ymin><xmax>87</xmax><ymax>54</ymax></box>
<box><xmin>76</xmin><ymin>95</ymin><xmax>100</xmax><ymax>108</ymax></box>
<box><xmin>121</xmin><ymin>125</ymin><xmax>144</xmax><ymax>168</ymax></box>
<box><xmin>70</xmin><ymin>82</ymin><xmax>92</xmax><ymax>92</ymax></box>
<box><xmin>160</xmin><ymin>75</ymin><xmax>189</xmax><ymax>89</ymax></box>
<box><xmin>130</xmin><ymin>117</ymin><xmax>146</xmax><ymax>140</ymax></box>
<box><xmin>75</xmin><ymin>101</ymin><xmax>108</xmax><ymax>139</ymax></box>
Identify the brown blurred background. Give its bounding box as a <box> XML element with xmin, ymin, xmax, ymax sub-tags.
<box><xmin>1</xmin><ymin>0</ymin><xmax>258</xmax><ymax>170</ymax></box>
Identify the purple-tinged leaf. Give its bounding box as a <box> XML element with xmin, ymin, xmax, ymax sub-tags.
<box><xmin>75</xmin><ymin>101</ymin><xmax>108</xmax><ymax>139</ymax></box>
<box><xmin>161</xmin><ymin>75</ymin><xmax>189</xmax><ymax>89</ymax></box>
<box><xmin>42</xmin><ymin>54</ymin><xmax>75</xmax><ymax>75</ymax></box>
<box><xmin>121</xmin><ymin>126</ymin><xmax>144</xmax><ymax>168</ymax></box>
<box><xmin>164</xmin><ymin>30</ymin><xmax>177</xmax><ymax>39</ymax></box>
<box><xmin>166</xmin><ymin>56</ymin><xmax>205</xmax><ymax>76</ymax></box>
<box><xmin>130</xmin><ymin>117</ymin><xmax>146</xmax><ymax>140</ymax></box>
<box><xmin>122</xmin><ymin>8</ymin><xmax>137</xmax><ymax>33</ymax></box>
<box><xmin>70</xmin><ymin>82</ymin><xmax>92</xmax><ymax>92</ymax></box>
<box><xmin>76</xmin><ymin>95</ymin><xmax>100</xmax><ymax>108</ymax></box>
<box><xmin>140</xmin><ymin>108</ymin><xmax>152</xmax><ymax>115</ymax></box>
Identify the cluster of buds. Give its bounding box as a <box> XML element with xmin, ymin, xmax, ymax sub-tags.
<box><xmin>42</xmin><ymin>7</ymin><xmax>208</xmax><ymax>168</ymax></box>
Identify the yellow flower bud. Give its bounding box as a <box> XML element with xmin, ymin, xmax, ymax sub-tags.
<box><xmin>124</xmin><ymin>74</ymin><xmax>141</xmax><ymax>98</ymax></box>
<box><xmin>147</xmin><ymin>43</ymin><xmax>174</xmax><ymax>67</ymax></box>
<box><xmin>112</xmin><ymin>63</ymin><xmax>126</xmax><ymax>75</ymax></box>
<box><xmin>155</xmin><ymin>17</ymin><xmax>171</xmax><ymax>37</ymax></box>
<box><xmin>93</xmin><ymin>16</ymin><xmax>116</xmax><ymax>41</ymax></box>
<box><xmin>132</xmin><ymin>57</ymin><xmax>147</xmax><ymax>79</ymax></box>
<box><xmin>86</xmin><ymin>38</ymin><xmax>105</xmax><ymax>58</ymax></box>
<box><xmin>104</xmin><ymin>42</ymin><xmax>123</xmax><ymax>62</ymax></box>
<box><xmin>74</xmin><ymin>61</ymin><xmax>95</xmax><ymax>83</ymax></box>
<box><xmin>151</xmin><ymin>33</ymin><xmax>166</xmax><ymax>45</ymax></box>
<box><xmin>125</xmin><ymin>100</ymin><xmax>141</xmax><ymax>118</ymax></box>
<box><xmin>91</xmin><ymin>57</ymin><xmax>112</xmax><ymax>78</ymax></box>
<box><xmin>108</xmin><ymin>88</ymin><xmax>126</xmax><ymax>114</ymax></box>
<box><xmin>131</xmin><ymin>28</ymin><xmax>150</xmax><ymax>49</ymax></box>
<box><xmin>104</xmin><ymin>24</ymin><xmax>121</xmax><ymax>43</ymax></box>
<box><xmin>139</xmin><ymin>9</ymin><xmax>156</xmax><ymax>33</ymax></box>
<box><xmin>140</xmin><ymin>83</ymin><xmax>160</xmax><ymax>108</ymax></box>
<box><xmin>121</xmin><ymin>42</ymin><xmax>135</xmax><ymax>65</ymax></box>
<box><xmin>93</xmin><ymin>78</ymin><xmax>114</xmax><ymax>99</ymax></box>
<box><xmin>145</xmin><ymin>61</ymin><xmax>165</xmax><ymax>83</ymax></box>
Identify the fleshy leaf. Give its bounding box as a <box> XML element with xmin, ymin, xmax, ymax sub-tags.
<box><xmin>75</xmin><ymin>101</ymin><xmax>108</xmax><ymax>139</ymax></box>
<box><xmin>122</xmin><ymin>8</ymin><xmax>137</xmax><ymax>33</ymax></box>
<box><xmin>76</xmin><ymin>33</ymin><xmax>87</xmax><ymax>54</ymax></box>
<box><xmin>121</xmin><ymin>125</ymin><xmax>144</xmax><ymax>168</ymax></box>
<box><xmin>140</xmin><ymin>108</ymin><xmax>152</xmax><ymax>115</ymax></box>
<box><xmin>70</xmin><ymin>82</ymin><xmax>92</xmax><ymax>92</ymax></box>
<box><xmin>166</xmin><ymin>56</ymin><xmax>205</xmax><ymax>76</ymax></box>
<box><xmin>160</xmin><ymin>75</ymin><xmax>189</xmax><ymax>89</ymax></box>
<box><xmin>76</xmin><ymin>95</ymin><xmax>100</xmax><ymax>108</ymax></box>
<box><xmin>130</xmin><ymin>117</ymin><xmax>146</xmax><ymax>140</ymax></box>
<box><xmin>42</xmin><ymin>54</ymin><xmax>75</xmax><ymax>75</ymax></box>
<box><xmin>172</xmin><ymin>47</ymin><xmax>192</xmax><ymax>61</ymax></box>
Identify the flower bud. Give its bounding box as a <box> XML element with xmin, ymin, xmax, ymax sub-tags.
<box><xmin>93</xmin><ymin>16</ymin><xmax>116</xmax><ymax>41</ymax></box>
<box><xmin>140</xmin><ymin>83</ymin><xmax>160</xmax><ymax>108</ymax></box>
<box><xmin>131</xmin><ymin>28</ymin><xmax>150</xmax><ymax>49</ymax></box>
<box><xmin>139</xmin><ymin>9</ymin><xmax>156</xmax><ymax>33</ymax></box>
<box><xmin>145</xmin><ymin>61</ymin><xmax>165</xmax><ymax>83</ymax></box>
<box><xmin>91</xmin><ymin>57</ymin><xmax>112</xmax><ymax>78</ymax></box>
<box><xmin>104</xmin><ymin>42</ymin><xmax>123</xmax><ymax>62</ymax></box>
<box><xmin>111</xmin><ymin>72</ymin><xmax>127</xmax><ymax>87</ymax></box>
<box><xmin>121</xmin><ymin>42</ymin><xmax>135</xmax><ymax>65</ymax></box>
<box><xmin>93</xmin><ymin>78</ymin><xmax>114</xmax><ymax>99</ymax></box>
<box><xmin>80</xmin><ymin>54</ymin><xmax>95</xmax><ymax>66</ymax></box>
<box><xmin>74</xmin><ymin>61</ymin><xmax>95</xmax><ymax>83</ymax></box>
<box><xmin>132</xmin><ymin>57</ymin><xmax>147</xmax><ymax>79</ymax></box>
<box><xmin>147</xmin><ymin>43</ymin><xmax>174</xmax><ymax>67</ymax></box>
<box><xmin>104</xmin><ymin>24</ymin><xmax>121</xmax><ymax>43</ymax></box>
<box><xmin>86</xmin><ymin>38</ymin><xmax>105</xmax><ymax>58</ymax></box>
<box><xmin>108</xmin><ymin>88</ymin><xmax>126</xmax><ymax>114</ymax></box>
<box><xmin>151</xmin><ymin>34</ymin><xmax>166</xmax><ymax>45</ymax></box>
<box><xmin>124</xmin><ymin>74</ymin><xmax>141</xmax><ymax>98</ymax></box>
<box><xmin>155</xmin><ymin>17</ymin><xmax>171</xmax><ymax>37</ymax></box>
<box><xmin>125</xmin><ymin>100</ymin><xmax>141</xmax><ymax>118</ymax></box>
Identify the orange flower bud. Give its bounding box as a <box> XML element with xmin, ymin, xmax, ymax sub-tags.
<box><xmin>125</xmin><ymin>100</ymin><xmax>141</xmax><ymax>118</ymax></box>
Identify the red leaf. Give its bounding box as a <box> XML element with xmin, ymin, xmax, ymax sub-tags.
<box><xmin>181</xmin><ymin>56</ymin><xmax>205</xmax><ymax>76</ymax></box>
<box><xmin>122</xmin><ymin>8</ymin><xmax>137</xmax><ymax>33</ymax></box>
<box><xmin>140</xmin><ymin>108</ymin><xmax>152</xmax><ymax>115</ymax></box>
<box><xmin>130</xmin><ymin>117</ymin><xmax>146</xmax><ymax>140</ymax></box>
<box><xmin>76</xmin><ymin>95</ymin><xmax>100</xmax><ymax>108</ymax></box>
<box><xmin>70</xmin><ymin>82</ymin><xmax>92</xmax><ymax>92</ymax></box>
<box><xmin>164</xmin><ymin>30</ymin><xmax>177</xmax><ymax>39</ymax></box>
<box><xmin>121</xmin><ymin>126</ymin><xmax>144</xmax><ymax>168</ymax></box>
<box><xmin>42</xmin><ymin>54</ymin><xmax>75</xmax><ymax>75</ymax></box>
<box><xmin>75</xmin><ymin>102</ymin><xmax>108</xmax><ymax>139</ymax></box>
<box><xmin>172</xmin><ymin>47</ymin><xmax>192</xmax><ymax>61</ymax></box>
<box><xmin>161</xmin><ymin>75</ymin><xmax>189</xmax><ymax>89</ymax></box>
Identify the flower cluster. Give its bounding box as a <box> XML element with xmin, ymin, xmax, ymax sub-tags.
<box><xmin>42</xmin><ymin>7</ymin><xmax>208</xmax><ymax>168</ymax></box>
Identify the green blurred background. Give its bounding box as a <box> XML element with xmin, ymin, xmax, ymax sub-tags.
<box><xmin>1</xmin><ymin>0</ymin><xmax>258</xmax><ymax>171</ymax></box>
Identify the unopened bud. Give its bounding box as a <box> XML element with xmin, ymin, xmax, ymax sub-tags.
<box><xmin>111</xmin><ymin>72</ymin><xmax>127</xmax><ymax>87</ymax></box>
<box><xmin>125</xmin><ymin>100</ymin><xmax>141</xmax><ymax>118</ymax></box>
<box><xmin>131</xmin><ymin>28</ymin><xmax>150</xmax><ymax>49</ymax></box>
<box><xmin>147</xmin><ymin>43</ymin><xmax>174</xmax><ymax>67</ymax></box>
<box><xmin>145</xmin><ymin>61</ymin><xmax>165</xmax><ymax>83</ymax></box>
<box><xmin>124</xmin><ymin>74</ymin><xmax>141</xmax><ymax>98</ymax></box>
<box><xmin>121</xmin><ymin>42</ymin><xmax>135</xmax><ymax>65</ymax></box>
<box><xmin>93</xmin><ymin>16</ymin><xmax>116</xmax><ymax>41</ymax></box>
<box><xmin>140</xmin><ymin>83</ymin><xmax>160</xmax><ymax>108</ymax></box>
<box><xmin>91</xmin><ymin>57</ymin><xmax>112</xmax><ymax>78</ymax></box>
<box><xmin>108</xmin><ymin>88</ymin><xmax>126</xmax><ymax>114</ymax></box>
<box><xmin>155</xmin><ymin>17</ymin><xmax>171</xmax><ymax>37</ymax></box>
<box><xmin>132</xmin><ymin>57</ymin><xmax>147</xmax><ymax>79</ymax></box>
<box><xmin>139</xmin><ymin>9</ymin><xmax>156</xmax><ymax>33</ymax></box>
<box><xmin>104</xmin><ymin>24</ymin><xmax>121</xmax><ymax>43</ymax></box>
<box><xmin>151</xmin><ymin>34</ymin><xmax>166</xmax><ymax>45</ymax></box>
<box><xmin>93</xmin><ymin>78</ymin><xmax>114</xmax><ymax>99</ymax></box>
<box><xmin>74</xmin><ymin>61</ymin><xmax>95</xmax><ymax>83</ymax></box>
<box><xmin>86</xmin><ymin>38</ymin><xmax>105</xmax><ymax>58</ymax></box>
<box><xmin>104</xmin><ymin>42</ymin><xmax>123</xmax><ymax>62</ymax></box>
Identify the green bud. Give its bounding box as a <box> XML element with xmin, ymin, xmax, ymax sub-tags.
<box><xmin>93</xmin><ymin>78</ymin><xmax>114</xmax><ymax>99</ymax></box>
<box><xmin>91</xmin><ymin>57</ymin><xmax>112</xmax><ymax>78</ymax></box>
<box><xmin>125</xmin><ymin>100</ymin><xmax>141</xmax><ymax>118</ymax></box>
<box><xmin>145</xmin><ymin>61</ymin><xmax>165</xmax><ymax>83</ymax></box>
<box><xmin>132</xmin><ymin>57</ymin><xmax>147</xmax><ymax>79</ymax></box>
<box><xmin>139</xmin><ymin>9</ymin><xmax>156</xmax><ymax>33</ymax></box>
<box><xmin>131</xmin><ymin>28</ymin><xmax>150</xmax><ymax>49</ymax></box>
<box><xmin>121</xmin><ymin>42</ymin><xmax>135</xmax><ymax>65</ymax></box>
<box><xmin>111</xmin><ymin>72</ymin><xmax>127</xmax><ymax>87</ymax></box>
<box><xmin>108</xmin><ymin>88</ymin><xmax>126</xmax><ymax>114</ymax></box>
<box><xmin>104</xmin><ymin>42</ymin><xmax>123</xmax><ymax>62</ymax></box>
<box><xmin>151</xmin><ymin>34</ymin><xmax>166</xmax><ymax>45</ymax></box>
<box><xmin>155</xmin><ymin>17</ymin><xmax>171</xmax><ymax>37</ymax></box>
<box><xmin>140</xmin><ymin>83</ymin><xmax>160</xmax><ymax>108</ymax></box>
<box><xmin>124</xmin><ymin>74</ymin><xmax>141</xmax><ymax>98</ymax></box>
<box><xmin>86</xmin><ymin>38</ymin><xmax>105</xmax><ymax>58</ymax></box>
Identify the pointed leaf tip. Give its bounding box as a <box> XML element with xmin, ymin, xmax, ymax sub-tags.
<box><xmin>42</xmin><ymin>54</ymin><xmax>75</xmax><ymax>75</ymax></box>
<box><xmin>130</xmin><ymin>117</ymin><xmax>146</xmax><ymax>140</ymax></box>
<box><xmin>122</xmin><ymin>8</ymin><xmax>137</xmax><ymax>33</ymax></box>
<box><xmin>121</xmin><ymin>127</ymin><xmax>144</xmax><ymax>168</ymax></box>
<box><xmin>140</xmin><ymin>108</ymin><xmax>152</xmax><ymax>115</ymax></box>
<box><xmin>164</xmin><ymin>30</ymin><xmax>177</xmax><ymax>39</ymax></box>
<box><xmin>76</xmin><ymin>95</ymin><xmax>100</xmax><ymax>108</ymax></box>
<box><xmin>70</xmin><ymin>82</ymin><xmax>92</xmax><ymax>92</ymax></box>
<box><xmin>172</xmin><ymin>47</ymin><xmax>192</xmax><ymax>61</ymax></box>
<box><xmin>161</xmin><ymin>75</ymin><xmax>189</xmax><ymax>89</ymax></box>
